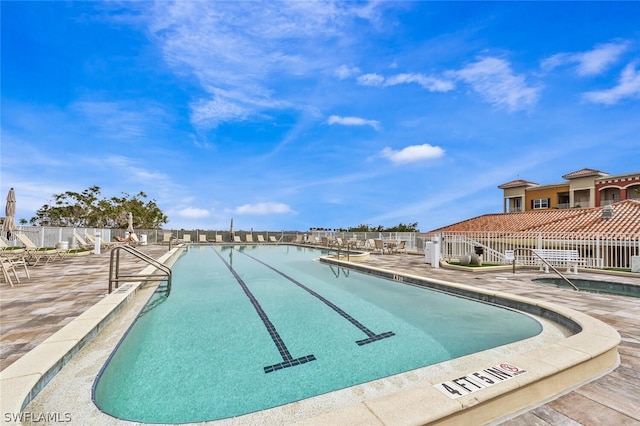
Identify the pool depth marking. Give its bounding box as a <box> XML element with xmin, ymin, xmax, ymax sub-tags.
<box><xmin>211</xmin><ymin>248</ymin><xmax>316</xmax><ymax>373</ymax></box>
<box><xmin>239</xmin><ymin>249</ymin><xmax>395</xmax><ymax>346</ymax></box>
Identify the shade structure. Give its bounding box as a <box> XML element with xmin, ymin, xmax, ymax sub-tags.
<box><xmin>127</xmin><ymin>212</ymin><xmax>134</xmax><ymax>233</ymax></box>
<box><xmin>2</xmin><ymin>188</ymin><xmax>16</xmax><ymax>239</ymax></box>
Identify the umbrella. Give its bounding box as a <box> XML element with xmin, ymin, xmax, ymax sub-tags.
<box><xmin>2</xmin><ymin>188</ymin><xmax>16</xmax><ymax>240</ymax></box>
<box><xmin>230</xmin><ymin>217</ymin><xmax>234</xmax><ymax>236</ymax></box>
<box><xmin>127</xmin><ymin>212</ymin><xmax>134</xmax><ymax>233</ymax></box>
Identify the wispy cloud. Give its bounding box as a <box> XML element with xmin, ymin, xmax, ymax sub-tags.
<box><xmin>380</xmin><ymin>144</ymin><xmax>445</xmax><ymax>164</ymax></box>
<box><xmin>541</xmin><ymin>41</ymin><xmax>629</xmax><ymax>76</ymax></box>
<box><xmin>148</xmin><ymin>2</ymin><xmax>386</xmax><ymax>129</ymax></box>
<box><xmin>176</xmin><ymin>207</ymin><xmax>210</xmax><ymax>219</ymax></box>
<box><xmin>453</xmin><ymin>57</ymin><xmax>539</xmax><ymax>111</ymax></box>
<box><xmin>334</xmin><ymin>65</ymin><xmax>361</xmax><ymax>79</ymax></box>
<box><xmin>583</xmin><ymin>61</ymin><xmax>640</xmax><ymax>105</ymax></box>
<box><xmin>233</xmin><ymin>202</ymin><xmax>295</xmax><ymax>215</ymax></box>
<box><xmin>357</xmin><ymin>72</ymin><xmax>454</xmax><ymax>92</ymax></box>
<box><xmin>327</xmin><ymin>115</ymin><xmax>380</xmax><ymax>131</ymax></box>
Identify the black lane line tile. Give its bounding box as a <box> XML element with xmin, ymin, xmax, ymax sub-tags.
<box><xmin>239</xmin><ymin>251</ymin><xmax>395</xmax><ymax>345</ymax></box>
<box><xmin>211</xmin><ymin>247</ymin><xmax>315</xmax><ymax>373</ymax></box>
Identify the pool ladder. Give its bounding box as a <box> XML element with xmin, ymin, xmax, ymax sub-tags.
<box><xmin>512</xmin><ymin>247</ymin><xmax>579</xmax><ymax>291</ymax></box>
<box><xmin>108</xmin><ymin>245</ymin><xmax>172</xmax><ymax>296</ymax></box>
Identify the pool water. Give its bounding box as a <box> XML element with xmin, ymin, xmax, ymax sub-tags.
<box><xmin>533</xmin><ymin>277</ymin><xmax>640</xmax><ymax>298</ymax></box>
<box><xmin>93</xmin><ymin>245</ymin><xmax>541</xmax><ymax>423</ymax></box>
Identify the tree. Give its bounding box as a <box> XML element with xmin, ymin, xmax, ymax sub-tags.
<box><xmin>346</xmin><ymin>222</ymin><xmax>419</xmax><ymax>232</ymax></box>
<box><xmin>30</xmin><ymin>186</ymin><xmax>168</xmax><ymax>228</ymax></box>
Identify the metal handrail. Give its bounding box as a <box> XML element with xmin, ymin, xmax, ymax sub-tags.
<box><xmin>512</xmin><ymin>247</ymin><xmax>579</xmax><ymax>291</ymax></box>
<box><xmin>108</xmin><ymin>245</ymin><xmax>172</xmax><ymax>296</ymax></box>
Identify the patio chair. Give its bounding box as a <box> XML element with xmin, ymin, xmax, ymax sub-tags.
<box><xmin>269</xmin><ymin>236</ymin><xmax>278</xmax><ymax>243</ymax></box>
<box><xmin>215</xmin><ymin>234</ymin><xmax>223</xmax><ymax>243</ymax></box>
<box><xmin>84</xmin><ymin>233</ymin><xmax>120</xmax><ymax>250</ymax></box>
<box><xmin>246</xmin><ymin>234</ymin><xmax>254</xmax><ymax>243</ymax></box>
<box><xmin>373</xmin><ymin>239</ymin><xmax>387</xmax><ymax>254</ymax></box>
<box><xmin>15</xmin><ymin>234</ymin><xmax>65</xmax><ymax>266</ymax></box>
<box><xmin>182</xmin><ymin>234</ymin><xmax>192</xmax><ymax>243</ymax></box>
<box><xmin>256</xmin><ymin>235</ymin><xmax>265</xmax><ymax>243</ymax></box>
<box><xmin>1</xmin><ymin>258</ymin><xmax>21</xmax><ymax>287</ymax></box>
<box><xmin>161</xmin><ymin>232</ymin><xmax>173</xmax><ymax>245</ymax></box>
<box><xmin>234</xmin><ymin>235</ymin><xmax>242</xmax><ymax>243</ymax></box>
<box><xmin>74</xmin><ymin>233</ymin><xmax>94</xmax><ymax>249</ymax></box>
<box><xmin>199</xmin><ymin>234</ymin><xmax>207</xmax><ymax>243</ymax></box>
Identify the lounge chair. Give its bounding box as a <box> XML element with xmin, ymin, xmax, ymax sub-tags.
<box><xmin>373</xmin><ymin>239</ymin><xmax>387</xmax><ymax>254</ymax></box>
<box><xmin>161</xmin><ymin>232</ymin><xmax>173</xmax><ymax>245</ymax></box>
<box><xmin>245</xmin><ymin>234</ymin><xmax>254</xmax><ymax>243</ymax></box>
<box><xmin>269</xmin><ymin>236</ymin><xmax>278</xmax><ymax>243</ymax></box>
<box><xmin>215</xmin><ymin>234</ymin><xmax>223</xmax><ymax>243</ymax></box>
<box><xmin>85</xmin><ymin>233</ymin><xmax>120</xmax><ymax>250</ymax></box>
<box><xmin>199</xmin><ymin>234</ymin><xmax>207</xmax><ymax>243</ymax></box>
<box><xmin>256</xmin><ymin>235</ymin><xmax>265</xmax><ymax>243</ymax></box>
<box><xmin>182</xmin><ymin>234</ymin><xmax>192</xmax><ymax>243</ymax></box>
<box><xmin>393</xmin><ymin>240</ymin><xmax>407</xmax><ymax>254</ymax></box>
<box><xmin>15</xmin><ymin>234</ymin><xmax>65</xmax><ymax>266</ymax></box>
<box><xmin>293</xmin><ymin>234</ymin><xmax>303</xmax><ymax>244</ymax></box>
<box><xmin>74</xmin><ymin>233</ymin><xmax>94</xmax><ymax>249</ymax></box>
<box><xmin>234</xmin><ymin>235</ymin><xmax>242</xmax><ymax>243</ymax></box>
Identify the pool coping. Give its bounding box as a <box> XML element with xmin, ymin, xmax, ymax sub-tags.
<box><xmin>307</xmin><ymin>257</ymin><xmax>621</xmax><ymax>425</ymax></box>
<box><xmin>0</xmin><ymin>247</ymin><xmax>621</xmax><ymax>425</ymax></box>
<box><xmin>0</xmin><ymin>247</ymin><xmax>184</xmax><ymax>424</ymax></box>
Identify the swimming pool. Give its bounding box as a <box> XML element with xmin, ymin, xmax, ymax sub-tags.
<box><xmin>533</xmin><ymin>277</ymin><xmax>640</xmax><ymax>298</ymax></box>
<box><xmin>93</xmin><ymin>245</ymin><xmax>542</xmax><ymax>423</ymax></box>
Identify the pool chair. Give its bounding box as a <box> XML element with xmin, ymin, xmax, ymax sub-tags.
<box><xmin>74</xmin><ymin>233</ymin><xmax>94</xmax><ymax>249</ymax></box>
<box><xmin>256</xmin><ymin>235</ymin><xmax>265</xmax><ymax>243</ymax></box>
<box><xmin>373</xmin><ymin>239</ymin><xmax>388</xmax><ymax>255</ymax></box>
<box><xmin>245</xmin><ymin>234</ymin><xmax>254</xmax><ymax>243</ymax></box>
<box><xmin>198</xmin><ymin>234</ymin><xmax>207</xmax><ymax>243</ymax></box>
<box><xmin>215</xmin><ymin>234</ymin><xmax>223</xmax><ymax>243</ymax></box>
<box><xmin>1</xmin><ymin>250</ymin><xmax>30</xmax><ymax>286</ymax></box>
<box><xmin>234</xmin><ymin>235</ymin><xmax>242</xmax><ymax>243</ymax></box>
<box><xmin>84</xmin><ymin>233</ymin><xmax>119</xmax><ymax>250</ymax></box>
<box><xmin>15</xmin><ymin>234</ymin><xmax>66</xmax><ymax>266</ymax></box>
<box><xmin>269</xmin><ymin>236</ymin><xmax>278</xmax><ymax>243</ymax></box>
<box><xmin>181</xmin><ymin>234</ymin><xmax>192</xmax><ymax>243</ymax></box>
<box><xmin>161</xmin><ymin>232</ymin><xmax>173</xmax><ymax>245</ymax></box>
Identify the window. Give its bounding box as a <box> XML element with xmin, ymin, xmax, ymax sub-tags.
<box><xmin>532</xmin><ymin>198</ymin><xmax>550</xmax><ymax>209</ymax></box>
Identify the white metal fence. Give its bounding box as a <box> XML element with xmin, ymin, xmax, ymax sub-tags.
<box><xmin>425</xmin><ymin>231</ymin><xmax>640</xmax><ymax>270</ymax></box>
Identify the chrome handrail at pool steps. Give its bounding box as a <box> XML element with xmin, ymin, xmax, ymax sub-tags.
<box><xmin>108</xmin><ymin>245</ymin><xmax>172</xmax><ymax>295</ymax></box>
<box><xmin>512</xmin><ymin>247</ymin><xmax>579</xmax><ymax>291</ymax></box>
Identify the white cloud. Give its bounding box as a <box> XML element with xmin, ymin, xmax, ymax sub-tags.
<box><xmin>541</xmin><ymin>41</ymin><xmax>629</xmax><ymax>76</ymax></box>
<box><xmin>327</xmin><ymin>115</ymin><xmax>380</xmax><ymax>131</ymax></box>
<box><xmin>357</xmin><ymin>72</ymin><xmax>454</xmax><ymax>92</ymax></box>
<box><xmin>380</xmin><ymin>144</ymin><xmax>445</xmax><ymax>164</ymax></box>
<box><xmin>177</xmin><ymin>207</ymin><xmax>210</xmax><ymax>219</ymax></box>
<box><xmin>453</xmin><ymin>57</ymin><xmax>539</xmax><ymax>111</ymax></box>
<box><xmin>384</xmin><ymin>73</ymin><xmax>454</xmax><ymax>92</ymax></box>
<box><xmin>583</xmin><ymin>61</ymin><xmax>640</xmax><ymax>105</ymax></box>
<box><xmin>148</xmin><ymin>2</ymin><xmax>387</xmax><ymax>130</ymax></box>
<box><xmin>357</xmin><ymin>73</ymin><xmax>386</xmax><ymax>86</ymax></box>
<box><xmin>334</xmin><ymin>65</ymin><xmax>360</xmax><ymax>79</ymax></box>
<box><xmin>233</xmin><ymin>202</ymin><xmax>294</xmax><ymax>215</ymax></box>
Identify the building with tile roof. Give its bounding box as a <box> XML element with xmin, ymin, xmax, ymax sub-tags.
<box><xmin>498</xmin><ymin>168</ymin><xmax>640</xmax><ymax>213</ymax></box>
<box><xmin>427</xmin><ymin>199</ymin><xmax>640</xmax><ymax>235</ymax></box>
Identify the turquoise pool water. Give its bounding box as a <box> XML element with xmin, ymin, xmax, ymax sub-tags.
<box><xmin>93</xmin><ymin>245</ymin><xmax>542</xmax><ymax>423</ymax></box>
<box><xmin>533</xmin><ymin>277</ymin><xmax>640</xmax><ymax>298</ymax></box>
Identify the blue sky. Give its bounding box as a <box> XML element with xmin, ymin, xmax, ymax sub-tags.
<box><xmin>2</xmin><ymin>1</ymin><xmax>639</xmax><ymax>232</ymax></box>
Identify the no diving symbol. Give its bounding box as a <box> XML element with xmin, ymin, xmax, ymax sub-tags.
<box><xmin>500</xmin><ymin>363</ymin><xmax>522</xmax><ymax>373</ymax></box>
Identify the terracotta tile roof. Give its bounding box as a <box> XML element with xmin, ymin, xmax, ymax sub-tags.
<box><xmin>426</xmin><ymin>199</ymin><xmax>640</xmax><ymax>235</ymax></box>
<box><xmin>561</xmin><ymin>168</ymin><xmax>609</xmax><ymax>180</ymax></box>
<box><xmin>497</xmin><ymin>179</ymin><xmax>538</xmax><ymax>189</ymax></box>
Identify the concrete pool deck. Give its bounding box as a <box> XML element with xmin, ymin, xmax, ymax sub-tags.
<box><xmin>1</xmin><ymin>245</ymin><xmax>639</xmax><ymax>425</ymax></box>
